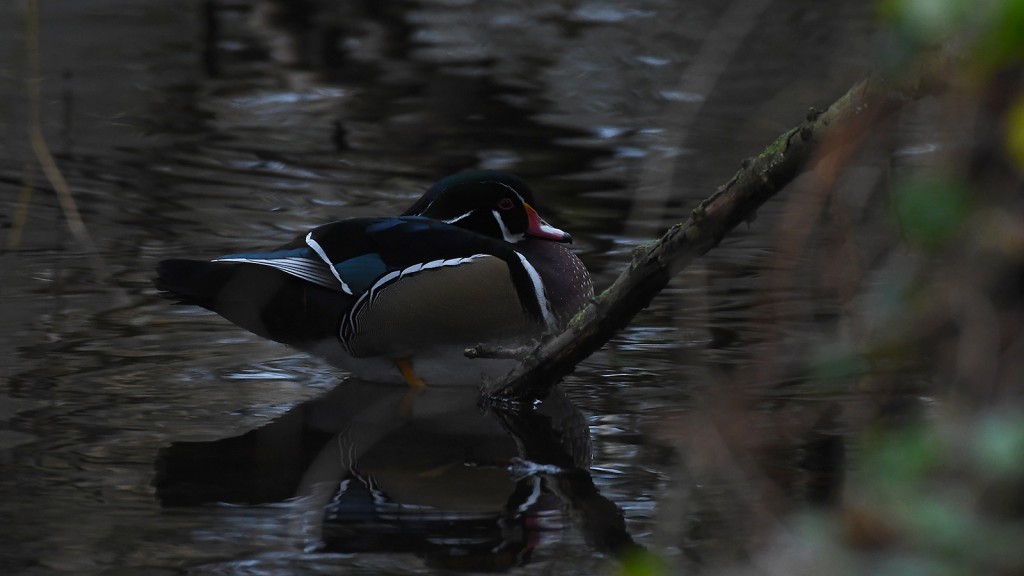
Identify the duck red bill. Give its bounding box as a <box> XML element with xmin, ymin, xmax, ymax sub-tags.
<box><xmin>524</xmin><ymin>203</ymin><xmax>572</xmax><ymax>243</ymax></box>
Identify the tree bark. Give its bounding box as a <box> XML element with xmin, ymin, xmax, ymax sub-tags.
<box><xmin>480</xmin><ymin>53</ymin><xmax>954</xmax><ymax>402</ymax></box>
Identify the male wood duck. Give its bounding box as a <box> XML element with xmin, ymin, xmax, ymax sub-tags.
<box><xmin>155</xmin><ymin>171</ymin><xmax>593</xmax><ymax>387</ymax></box>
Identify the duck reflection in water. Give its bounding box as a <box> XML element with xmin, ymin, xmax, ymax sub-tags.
<box><xmin>154</xmin><ymin>380</ymin><xmax>638</xmax><ymax>570</ymax></box>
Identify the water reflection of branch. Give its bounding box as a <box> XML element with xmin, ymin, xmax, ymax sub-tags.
<box><xmin>17</xmin><ymin>0</ymin><xmax>98</xmax><ymax>256</ymax></box>
<box><xmin>482</xmin><ymin>51</ymin><xmax>956</xmax><ymax>401</ymax></box>
<box><xmin>7</xmin><ymin>164</ymin><xmax>35</xmax><ymax>250</ymax></box>
<box><xmin>12</xmin><ymin>0</ymin><xmax>119</xmax><ymax>298</ymax></box>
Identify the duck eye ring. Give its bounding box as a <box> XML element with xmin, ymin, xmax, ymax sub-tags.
<box><xmin>498</xmin><ymin>198</ymin><xmax>514</xmax><ymax>210</ymax></box>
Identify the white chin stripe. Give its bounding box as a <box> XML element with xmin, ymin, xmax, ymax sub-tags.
<box><xmin>514</xmin><ymin>251</ymin><xmax>554</xmax><ymax>329</ymax></box>
<box><xmin>305</xmin><ymin>232</ymin><xmax>354</xmax><ymax>295</ymax></box>
<box><xmin>492</xmin><ymin>210</ymin><xmax>524</xmax><ymax>244</ymax></box>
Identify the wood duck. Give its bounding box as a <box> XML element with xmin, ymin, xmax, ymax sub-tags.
<box><xmin>155</xmin><ymin>171</ymin><xmax>593</xmax><ymax>387</ymax></box>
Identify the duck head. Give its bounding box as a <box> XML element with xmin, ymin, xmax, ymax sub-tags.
<box><xmin>403</xmin><ymin>171</ymin><xmax>572</xmax><ymax>244</ymax></box>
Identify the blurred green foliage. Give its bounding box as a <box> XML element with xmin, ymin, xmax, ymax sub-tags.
<box><xmin>771</xmin><ymin>1</ymin><xmax>1024</xmax><ymax>574</ymax></box>
<box><xmin>1008</xmin><ymin>99</ymin><xmax>1024</xmax><ymax>168</ymax></box>
<box><xmin>840</xmin><ymin>0</ymin><xmax>1024</xmax><ymax>571</ymax></box>
<box><xmin>849</xmin><ymin>411</ymin><xmax>1024</xmax><ymax>574</ymax></box>
<box><xmin>619</xmin><ymin>548</ymin><xmax>668</xmax><ymax>576</ymax></box>
<box><xmin>879</xmin><ymin>0</ymin><xmax>1024</xmax><ymax>75</ymax></box>
<box><xmin>618</xmin><ymin>0</ymin><xmax>1023</xmax><ymax>572</ymax></box>
<box><xmin>889</xmin><ymin>174</ymin><xmax>972</xmax><ymax>249</ymax></box>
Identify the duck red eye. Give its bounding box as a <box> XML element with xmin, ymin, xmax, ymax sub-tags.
<box><xmin>498</xmin><ymin>198</ymin><xmax>514</xmax><ymax>211</ymax></box>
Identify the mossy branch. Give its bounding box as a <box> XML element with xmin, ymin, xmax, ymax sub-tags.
<box><xmin>480</xmin><ymin>52</ymin><xmax>955</xmax><ymax>402</ymax></box>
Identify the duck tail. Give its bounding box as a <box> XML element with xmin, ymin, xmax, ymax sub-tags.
<box><xmin>154</xmin><ymin>258</ymin><xmax>239</xmax><ymax>308</ymax></box>
<box><xmin>154</xmin><ymin>258</ymin><xmax>346</xmax><ymax>346</ymax></box>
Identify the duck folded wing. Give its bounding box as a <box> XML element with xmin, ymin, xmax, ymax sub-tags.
<box><xmin>305</xmin><ymin>217</ymin><xmax>554</xmax><ymax>326</ymax></box>
<box><xmin>154</xmin><ymin>258</ymin><xmax>350</xmax><ymax>347</ymax></box>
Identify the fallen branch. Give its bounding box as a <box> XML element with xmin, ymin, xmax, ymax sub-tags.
<box><xmin>481</xmin><ymin>52</ymin><xmax>955</xmax><ymax>402</ymax></box>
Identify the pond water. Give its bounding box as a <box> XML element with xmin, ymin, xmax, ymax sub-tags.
<box><xmin>1</xmin><ymin>1</ymin><xmax>880</xmax><ymax>574</ymax></box>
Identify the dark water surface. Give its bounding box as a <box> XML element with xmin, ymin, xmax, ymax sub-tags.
<box><xmin>1</xmin><ymin>1</ymin><xmax>879</xmax><ymax>574</ymax></box>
